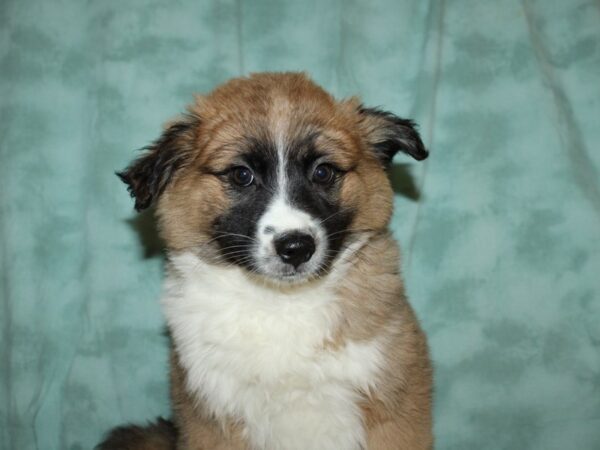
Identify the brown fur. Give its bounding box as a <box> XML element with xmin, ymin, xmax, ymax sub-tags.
<box><xmin>101</xmin><ymin>72</ymin><xmax>432</xmax><ymax>450</ymax></box>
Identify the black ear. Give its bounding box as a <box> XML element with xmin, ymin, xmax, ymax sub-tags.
<box><xmin>358</xmin><ymin>106</ymin><xmax>428</xmax><ymax>166</ymax></box>
<box><xmin>117</xmin><ymin>116</ymin><xmax>198</xmax><ymax>211</ymax></box>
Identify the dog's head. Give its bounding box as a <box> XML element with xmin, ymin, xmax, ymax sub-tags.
<box><xmin>119</xmin><ymin>73</ymin><xmax>427</xmax><ymax>283</ymax></box>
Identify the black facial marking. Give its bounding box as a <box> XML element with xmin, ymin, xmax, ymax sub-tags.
<box><xmin>212</xmin><ymin>138</ymin><xmax>278</xmax><ymax>269</ymax></box>
<box><xmin>286</xmin><ymin>164</ymin><xmax>354</xmax><ymax>268</ymax></box>
<box><xmin>285</xmin><ymin>137</ymin><xmax>354</xmax><ymax>268</ymax></box>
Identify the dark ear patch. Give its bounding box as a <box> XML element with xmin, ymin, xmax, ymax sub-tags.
<box><xmin>358</xmin><ymin>106</ymin><xmax>428</xmax><ymax>166</ymax></box>
<box><xmin>117</xmin><ymin>116</ymin><xmax>198</xmax><ymax>211</ymax></box>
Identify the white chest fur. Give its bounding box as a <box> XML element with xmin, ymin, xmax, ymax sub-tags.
<box><xmin>162</xmin><ymin>252</ymin><xmax>383</xmax><ymax>450</ymax></box>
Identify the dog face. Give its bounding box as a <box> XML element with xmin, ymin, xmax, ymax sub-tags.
<box><xmin>119</xmin><ymin>73</ymin><xmax>427</xmax><ymax>282</ymax></box>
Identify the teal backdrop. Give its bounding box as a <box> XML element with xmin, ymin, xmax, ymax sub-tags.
<box><xmin>1</xmin><ymin>0</ymin><xmax>599</xmax><ymax>449</ymax></box>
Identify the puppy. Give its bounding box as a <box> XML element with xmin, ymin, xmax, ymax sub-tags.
<box><xmin>99</xmin><ymin>72</ymin><xmax>432</xmax><ymax>450</ymax></box>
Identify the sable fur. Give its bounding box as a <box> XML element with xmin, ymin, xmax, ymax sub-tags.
<box><xmin>100</xmin><ymin>72</ymin><xmax>432</xmax><ymax>449</ymax></box>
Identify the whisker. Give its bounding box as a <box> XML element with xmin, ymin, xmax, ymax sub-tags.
<box><xmin>221</xmin><ymin>251</ymin><xmax>254</xmax><ymax>260</ymax></box>
<box><xmin>211</xmin><ymin>232</ymin><xmax>260</xmax><ymax>244</ymax></box>
<box><xmin>216</xmin><ymin>243</ymin><xmax>254</xmax><ymax>252</ymax></box>
<box><xmin>325</xmin><ymin>227</ymin><xmax>377</xmax><ymax>240</ymax></box>
<box><xmin>316</xmin><ymin>207</ymin><xmax>352</xmax><ymax>226</ymax></box>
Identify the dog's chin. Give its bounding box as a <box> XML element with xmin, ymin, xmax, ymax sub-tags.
<box><xmin>249</xmin><ymin>257</ymin><xmax>325</xmax><ymax>285</ymax></box>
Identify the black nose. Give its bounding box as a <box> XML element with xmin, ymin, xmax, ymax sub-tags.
<box><xmin>274</xmin><ymin>232</ymin><xmax>316</xmax><ymax>268</ymax></box>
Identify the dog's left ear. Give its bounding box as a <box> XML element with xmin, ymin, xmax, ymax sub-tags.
<box><xmin>358</xmin><ymin>106</ymin><xmax>428</xmax><ymax>166</ymax></box>
<box><xmin>117</xmin><ymin>115</ymin><xmax>198</xmax><ymax>211</ymax></box>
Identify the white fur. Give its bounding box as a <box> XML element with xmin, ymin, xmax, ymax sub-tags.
<box><xmin>259</xmin><ymin>195</ymin><xmax>314</xmax><ymax>233</ymax></box>
<box><xmin>256</xmin><ymin>195</ymin><xmax>327</xmax><ymax>277</ymax></box>
<box><xmin>162</xmin><ymin>250</ymin><xmax>383</xmax><ymax>450</ymax></box>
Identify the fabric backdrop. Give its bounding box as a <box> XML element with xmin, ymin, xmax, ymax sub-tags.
<box><xmin>1</xmin><ymin>0</ymin><xmax>599</xmax><ymax>449</ymax></box>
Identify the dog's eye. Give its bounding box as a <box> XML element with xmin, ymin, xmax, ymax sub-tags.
<box><xmin>312</xmin><ymin>164</ymin><xmax>335</xmax><ymax>185</ymax></box>
<box><xmin>230</xmin><ymin>166</ymin><xmax>254</xmax><ymax>187</ymax></box>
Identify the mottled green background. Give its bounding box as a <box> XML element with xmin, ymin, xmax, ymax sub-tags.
<box><xmin>1</xmin><ymin>0</ymin><xmax>599</xmax><ymax>449</ymax></box>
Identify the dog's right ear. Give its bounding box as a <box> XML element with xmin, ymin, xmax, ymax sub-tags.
<box><xmin>117</xmin><ymin>116</ymin><xmax>198</xmax><ymax>211</ymax></box>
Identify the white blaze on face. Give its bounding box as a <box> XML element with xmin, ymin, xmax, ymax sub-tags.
<box><xmin>259</xmin><ymin>196</ymin><xmax>315</xmax><ymax>234</ymax></box>
<box><xmin>255</xmin><ymin>98</ymin><xmax>327</xmax><ymax>278</ymax></box>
